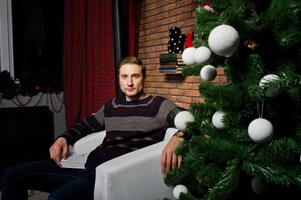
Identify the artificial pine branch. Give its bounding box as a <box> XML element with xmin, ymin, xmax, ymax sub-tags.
<box><xmin>255</xmin><ymin>138</ymin><xmax>301</xmax><ymax>164</ymax></box>
<box><xmin>190</xmin><ymin>136</ymin><xmax>250</xmax><ymax>164</ymax></box>
<box><xmin>264</xmin><ymin>0</ymin><xmax>301</xmax><ymax>48</ymax></box>
<box><xmin>224</xmin><ymin>53</ymin><xmax>265</xmax><ymax>86</ymax></box>
<box><xmin>206</xmin><ymin>159</ymin><xmax>240</xmax><ymax>200</ymax></box>
<box><xmin>166</xmin><ymin>1</ymin><xmax>301</xmax><ymax>199</ymax></box>
<box><xmin>183</xmin><ymin>64</ymin><xmax>203</xmax><ymax>77</ymax></box>
<box><xmin>199</xmin><ymin>83</ymin><xmax>255</xmax><ymax>113</ymax></box>
<box><xmin>242</xmin><ymin>161</ymin><xmax>294</xmax><ymax>186</ymax></box>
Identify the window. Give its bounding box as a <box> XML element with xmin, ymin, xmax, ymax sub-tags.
<box><xmin>0</xmin><ymin>0</ymin><xmax>63</xmax><ymax>95</ymax></box>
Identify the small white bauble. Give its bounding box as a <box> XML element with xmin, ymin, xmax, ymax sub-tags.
<box><xmin>259</xmin><ymin>74</ymin><xmax>280</xmax><ymax>88</ymax></box>
<box><xmin>251</xmin><ymin>176</ymin><xmax>270</xmax><ymax>195</ymax></box>
<box><xmin>200</xmin><ymin>65</ymin><xmax>217</xmax><ymax>81</ymax></box>
<box><xmin>208</xmin><ymin>24</ymin><xmax>240</xmax><ymax>57</ymax></box>
<box><xmin>212</xmin><ymin>110</ymin><xmax>226</xmax><ymax>129</ymax></box>
<box><xmin>173</xmin><ymin>184</ymin><xmax>188</xmax><ymax>199</ymax></box>
<box><xmin>193</xmin><ymin>46</ymin><xmax>211</xmax><ymax>64</ymax></box>
<box><xmin>174</xmin><ymin>111</ymin><xmax>195</xmax><ymax>132</ymax></box>
<box><xmin>182</xmin><ymin>47</ymin><xmax>196</xmax><ymax>65</ymax></box>
<box><xmin>248</xmin><ymin>118</ymin><xmax>273</xmax><ymax>143</ymax></box>
<box><xmin>259</xmin><ymin>74</ymin><xmax>280</xmax><ymax>97</ymax></box>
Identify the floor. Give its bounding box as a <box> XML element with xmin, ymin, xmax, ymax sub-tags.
<box><xmin>28</xmin><ymin>191</ymin><xmax>49</xmax><ymax>200</ymax></box>
<box><xmin>0</xmin><ymin>190</ymin><xmax>49</xmax><ymax>200</ymax></box>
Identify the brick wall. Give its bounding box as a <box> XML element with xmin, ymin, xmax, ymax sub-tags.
<box><xmin>138</xmin><ymin>0</ymin><xmax>226</xmax><ymax>109</ymax></box>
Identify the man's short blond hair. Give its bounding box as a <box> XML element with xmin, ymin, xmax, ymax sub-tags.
<box><xmin>118</xmin><ymin>57</ymin><xmax>146</xmax><ymax>78</ymax></box>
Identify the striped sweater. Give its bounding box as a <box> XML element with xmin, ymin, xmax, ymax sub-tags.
<box><xmin>60</xmin><ymin>95</ymin><xmax>181</xmax><ymax>168</ymax></box>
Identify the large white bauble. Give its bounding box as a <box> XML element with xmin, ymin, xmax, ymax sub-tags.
<box><xmin>208</xmin><ymin>24</ymin><xmax>240</xmax><ymax>57</ymax></box>
<box><xmin>173</xmin><ymin>184</ymin><xmax>188</xmax><ymax>199</ymax></box>
<box><xmin>182</xmin><ymin>47</ymin><xmax>196</xmax><ymax>65</ymax></box>
<box><xmin>200</xmin><ymin>65</ymin><xmax>217</xmax><ymax>81</ymax></box>
<box><xmin>248</xmin><ymin>118</ymin><xmax>273</xmax><ymax>143</ymax></box>
<box><xmin>174</xmin><ymin>111</ymin><xmax>195</xmax><ymax>132</ymax></box>
<box><xmin>212</xmin><ymin>110</ymin><xmax>226</xmax><ymax>129</ymax></box>
<box><xmin>193</xmin><ymin>46</ymin><xmax>211</xmax><ymax>64</ymax></box>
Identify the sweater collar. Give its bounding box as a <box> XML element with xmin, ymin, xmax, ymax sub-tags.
<box><xmin>115</xmin><ymin>95</ymin><xmax>153</xmax><ymax>105</ymax></box>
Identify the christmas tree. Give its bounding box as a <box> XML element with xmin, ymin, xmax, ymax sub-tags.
<box><xmin>165</xmin><ymin>0</ymin><xmax>301</xmax><ymax>199</ymax></box>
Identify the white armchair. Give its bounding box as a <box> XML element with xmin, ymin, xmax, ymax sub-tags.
<box><xmin>69</xmin><ymin>128</ymin><xmax>178</xmax><ymax>200</ymax></box>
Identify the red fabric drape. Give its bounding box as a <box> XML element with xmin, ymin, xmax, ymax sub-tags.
<box><xmin>63</xmin><ymin>0</ymin><xmax>116</xmax><ymax>128</ymax></box>
<box><xmin>127</xmin><ymin>0</ymin><xmax>141</xmax><ymax>56</ymax></box>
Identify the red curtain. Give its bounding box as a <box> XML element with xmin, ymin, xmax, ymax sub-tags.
<box><xmin>127</xmin><ymin>0</ymin><xmax>141</xmax><ymax>56</ymax></box>
<box><xmin>63</xmin><ymin>0</ymin><xmax>116</xmax><ymax>128</ymax></box>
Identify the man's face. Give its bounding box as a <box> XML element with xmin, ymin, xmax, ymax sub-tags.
<box><xmin>119</xmin><ymin>63</ymin><xmax>144</xmax><ymax>101</ymax></box>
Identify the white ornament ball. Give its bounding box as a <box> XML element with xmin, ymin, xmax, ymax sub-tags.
<box><xmin>208</xmin><ymin>24</ymin><xmax>240</xmax><ymax>57</ymax></box>
<box><xmin>212</xmin><ymin>110</ymin><xmax>226</xmax><ymax>129</ymax></box>
<box><xmin>251</xmin><ymin>176</ymin><xmax>270</xmax><ymax>195</ymax></box>
<box><xmin>173</xmin><ymin>184</ymin><xmax>188</xmax><ymax>199</ymax></box>
<box><xmin>200</xmin><ymin>65</ymin><xmax>217</xmax><ymax>81</ymax></box>
<box><xmin>174</xmin><ymin>111</ymin><xmax>195</xmax><ymax>132</ymax></box>
<box><xmin>259</xmin><ymin>74</ymin><xmax>280</xmax><ymax>88</ymax></box>
<box><xmin>193</xmin><ymin>46</ymin><xmax>211</xmax><ymax>64</ymax></box>
<box><xmin>248</xmin><ymin>118</ymin><xmax>273</xmax><ymax>143</ymax></box>
<box><xmin>182</xmin><ymin>47</ymin><xmax>196</xmax><ymax>65</ymax></box>
<box><xmin>259</xmin><ymin>74</ymin><xmax>280</xmax><ymax>97</ymax></box>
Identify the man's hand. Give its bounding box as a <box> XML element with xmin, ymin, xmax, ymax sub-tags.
<box><xmin>49</xmin><ymin>137</ymin><xmax>69</xmax><ymax>164</ymax></box>
<box><xmin>160</xmin><ymin>135</ymin><xmax>184</xmax><ymax>175</ymax></box>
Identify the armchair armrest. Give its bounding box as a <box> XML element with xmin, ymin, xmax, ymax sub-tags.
<box><xmin>94</xmin><ymin>128</ymin><xmax>178</xmax><ymax>200</ymax></box>
<box><xmin>164</xmin><ymin>127</ymin><xmax>178</xmax><ymax>141</ymax></box>
<box><xmin>60</xmin><ymin>131</ymin><xmax>106</xmax><ymax>169</ymax></box>
<box><xmin>72</xmin><ymin>130</ymin><xmax>106</xmax><ymax>155</ymax></box>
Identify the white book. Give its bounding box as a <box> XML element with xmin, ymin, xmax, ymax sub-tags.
<box><xmin>59</xmin><ymin>153</ymin><xmax>88</xmax><ymax>169</ymax></box>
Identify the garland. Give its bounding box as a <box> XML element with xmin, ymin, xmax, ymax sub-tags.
<box><xmin>0</xmin><ymin>70</ymin><xmax>62</xmax><ymax>99</ymax></box>
<box><xmin>0</xmin><ymin>92</ymin><xmax>65</xmax><ymax>113</ymax></box>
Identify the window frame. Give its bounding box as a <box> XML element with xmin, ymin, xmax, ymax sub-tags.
<box><xmin>0</xmin><ymin>0</ymin><xmax>14</xmax><ymax>76</ymax></box>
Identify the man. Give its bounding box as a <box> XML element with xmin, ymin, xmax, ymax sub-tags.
<box><xmin>1</xmin><ymin>56</ymin><xmax>184</xmax><ymax>200</ymax></box>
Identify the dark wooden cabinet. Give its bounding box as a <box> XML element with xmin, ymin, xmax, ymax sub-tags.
<box><xmin>0</xmin><ymin>106</ymin><xmax>54</xmax><ymax>178</ymax></box>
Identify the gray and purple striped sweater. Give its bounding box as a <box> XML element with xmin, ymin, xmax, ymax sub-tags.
<box><xmin>60</xmin><ymin>95</ymin><xmax>182</xmax><ymax>168</ymax></box>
